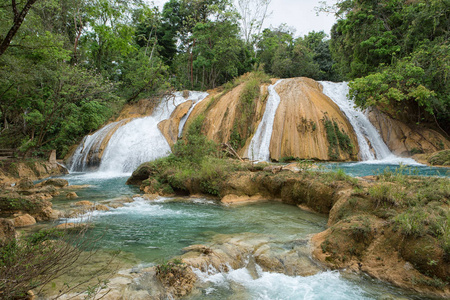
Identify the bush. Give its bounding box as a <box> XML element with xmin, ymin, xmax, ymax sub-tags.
<box><xmin>369</xmin><ymin>184</ymin><xmax>404</xmax><ymax>208</ymax></box>
<box><xmin>393</xmin><ymin>209</ymin><xmax>428</xmax><ymax>237</ymax></box>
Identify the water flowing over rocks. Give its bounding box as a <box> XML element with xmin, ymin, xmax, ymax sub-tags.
<box><xmin>68</xmin><ymin>76</ymin><xmax>450</xmax><ymax>169</ymax></box>
<box><xmin>181</xmin><ymin>233</ymin><xmax>323</xmax><ymax>277</ymax></box>
<box><xmin>158</xmin><ymin>100</ymin><xmax>193</xmax><ymax>147</ymax></box>
<box><xmin>128</xmin><ymin>161</ymin><xmax>449</xmax><ymax>298</ymax></box>
<box><xmin>368</xmin><ymin>107</ymin><xmax>450</xmax><ymax>157</ymax></box>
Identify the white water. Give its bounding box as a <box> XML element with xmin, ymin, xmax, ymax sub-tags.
<box><xmin>69</xmin><ymin>121</ymin><xmax>123</xmax><ymax>172</ymax></box>
<box><xmin>193</xmin><ymin>265</ymin><xmax>383</xmax><ymax>299</ymax></box>
<box><xmin>69</xmin><ymin>92</ymin><xmax>208</xmax><ymax>174</ymax></box>
<box><xmin>99</xmin><ymin>92</ymin><xmax>208</xmax><ymax>173</ymax></box>
<box><xmin>247</xmin><ymin>80</ymin><xmax>284</xmax><ymax>161</ymax></box>
<box><xmin>320</xmin><ymin>81</ymin><xmax>420</xmax><ymax>165</ymax></box>
<box><xmin>178</xmin><ymin>91</ymin><xmax>209</xmax><ymax>138</ymax></box>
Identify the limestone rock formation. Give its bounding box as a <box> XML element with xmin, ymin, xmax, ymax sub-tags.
<box><xmin>183</xmin><ymin>82</ymin><xmax>269</xmax><ymax>158</ymax></box>
<box><xmin>158</xmin><ymin>100</ymin><xmax>193</xmax><ymax>147</ymax></box>
<box><xmin>13</xmin><ymin>214</ymin><xmax>36</xmax><ymax>227</ymax></box>
<box><xmin>270</xmin><ymin>78</ymin><xmax>358</xmax><ymax>161</ymax></box>
<box><xmin>65</xmin><ymin>118</ymin><xmax>133</xmax><ymax>169</ymax></box>
<box><xmin>182</xmin><ymin>77</ymin><xmax>359</xmax><ymax>161</ymax></box>
<box><xmin>367</xmin><ymin>107</ymin><xmax>450</xmax><ymax>156</ymax></box>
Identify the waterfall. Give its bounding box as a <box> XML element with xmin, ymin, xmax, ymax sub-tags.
<box><xmin>69</xmin><ymin>121</ymin><xmax>123</xmax><ymax>172</ymax></box>
<box><xmin>99</xmin><ymin>91</ymin><xmax>208</xmax><ymax>173</ymax></box>
<box><xmin>319</xmin><ymin>81</ymin><xmax>419</xmax><ymax>164</ymax></box>
<box><xmin>178</xmin><ymin>91</ymin><xmax>209</xmax><ymax>137</ymax></box>
<box><xmin>69</xmin><ymin>92</ymin><xmax>208</xmax><ymax>174</ymax></box>
<box><xmin>247</xmin><ymin>80</ymin><xmax>284</xmax><ymax>161</ymax></box>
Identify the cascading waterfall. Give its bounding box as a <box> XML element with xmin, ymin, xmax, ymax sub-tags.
<box><xmin>319</xmin><ymin>81</ymin><xmax>419</xmax><ymax>164</ymax></box>
<box><xmin>69</xmin><ymin>92</ymin><xmax>209</xmax><ymax>174</ymax></box>
<box><xmin>247</xmin><ymin>80</ymin><xmax>284</xmax><ymax>161</ymax></box>
<box><xmin>69</xmin><ymin>121</ymin><xmax>123</xmax><ymax>172</ymax></box>
<box><xmin>178</xmin><ymin>91</ymin><xmax>209</xmax><ymax>138</ymax></box>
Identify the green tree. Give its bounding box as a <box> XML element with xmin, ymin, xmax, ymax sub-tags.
<box><xmin>329</xmin><ymin>0</ymin><xmax>449</xmax><ymax>132</ymax></box>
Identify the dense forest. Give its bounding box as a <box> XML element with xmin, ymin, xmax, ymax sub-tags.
<box><xmin>0</xmin><ymin>0</ymin><xmax>448</xmax><ymax>158</ymax></box>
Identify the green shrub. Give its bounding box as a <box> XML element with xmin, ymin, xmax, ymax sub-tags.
<box><xmin>369</xmin><ymin>184</ymin><xmax>404</xmax><ymax>208</ymax></box>
<box><xmin>394</xmin><ymin>209</ymin><xmax>428</xmax><ymax>237</ymax></box>
<box><xmin>428</xmin><ymin>150</ymin><xmax>450</xmax><ymax>166</ymax></box>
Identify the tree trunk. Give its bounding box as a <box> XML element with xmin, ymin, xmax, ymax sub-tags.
<box><xmin>0</xmin><ymin>0</ymin><xmax>39</xmax><ymax>56</ymax></box>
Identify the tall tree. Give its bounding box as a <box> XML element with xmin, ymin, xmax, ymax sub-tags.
<box><xmin>329</xmin><ymin>0</ymin><xmax>449</xmax><ymax>132</ymax></box>
<box><xmin>236</xmin><ymin>0</ymin><xmax>271</xmax><ymax>48</ymax></box>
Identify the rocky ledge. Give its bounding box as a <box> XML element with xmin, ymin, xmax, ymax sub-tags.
<box><xmin>128</xmin><ymin>160</ymin><xmax>450</xmax><ymax>298</ymax></box>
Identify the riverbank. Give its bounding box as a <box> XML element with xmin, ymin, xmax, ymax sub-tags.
<box><xmin>127</xmin><ymin>158</ymin><xmax>450</xmax><ymax>298</ymax></box>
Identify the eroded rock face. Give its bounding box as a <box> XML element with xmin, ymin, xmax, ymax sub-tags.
<box><xmin>183</xmin><ymin>77</ymin><xmax>359</xmax><ymax>161</ymax></box>
<box><xmin>367</xmin><ymin>107</ymin><xmax>450</xmax><ymax>156</ymax></box>
<box><xmin>181</xmin><ymin>233</ymin><xmax>322</xmax><ymax>277</ymax></box>
<box><xmin>158</xmin><ymin>100</ymin><xmax>193</xmax><ymax>147</ymax></box>
<box><xmin>183</xmin><ymin>81</ymin><xmax>270</xmax><ymax>158</ymax></box>
<box><xmin>270</xmin><ymin>78</ymin><xmax>359</xmax><ymax>161</ymax></box>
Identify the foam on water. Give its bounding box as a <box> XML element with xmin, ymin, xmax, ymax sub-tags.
<box><xmin>193</xmin><ymin>266</ymin><xmax>373</xmax><ymax>300</ymax></box>
<box><xmin>68</xmin><ymin>121</ymin><xmax>122</xmax><ymax>172</ymax></box>
<box><xmin>61</xmin><ymin>197</ymin><xmax>190</xmax><ymax>224</ymax></box>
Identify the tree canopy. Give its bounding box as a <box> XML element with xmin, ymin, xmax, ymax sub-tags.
<box><xmin>329</xmin><ymin>0</ymin><xmax>449</xmax><ymax>132</ymax></box>
<box><xmin>0</xmin><ymin>0</ymin><xmax>447</xmax><ymax>157</ymax></box>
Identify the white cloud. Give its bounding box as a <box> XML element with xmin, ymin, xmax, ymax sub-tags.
<box><xmin>148</xmin><ymin>0</ymin><xmax>337</xmax><ymax>37</ymax></box>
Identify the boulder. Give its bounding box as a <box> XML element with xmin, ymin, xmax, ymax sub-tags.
<box><xmin>36</xmin><ymin>178</ymin><xmax>68</xmax><ymax>188</ymax></box>
<box><xmin>13</xmin><ymin>214</ymin><xmax>36</xmax><ymax>227</ymax></box>
<box><xmin>66</xmin><ymin>192</ymin><xmax>79</xmax><ymax>199</ymax></box>
<box><xmin>74</xmin><ymin>200</ymin><xmax>93</xmax><ymax>206</ymax></box>
<box><xmin>0</xmin><ymin>218</ymin><xmax>16</xmax><ymax>246</ymax></box>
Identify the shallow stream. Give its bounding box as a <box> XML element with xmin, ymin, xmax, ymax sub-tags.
<box><xmin>46</xmin><ymin>164</ymin><xmax>448</xmax><ymax>299</ymax></box>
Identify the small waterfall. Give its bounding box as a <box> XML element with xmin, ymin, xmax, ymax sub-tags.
<box><xmin>178</xmin><ymin>91</ymin><xmax>209</xmax><ymax>137</ymax></box>
<box><xmin>98</xmin><ymin>93</ymin><xmax>191</xmax><ymax>173</ymax></box>
<box><xmin>70</xmin><ymin>92</ymin><xmax>208</xmax><ymax>174</ymax></box>
<box><xmin>69</xmin><ymin>121</ymin><xmax>123</xmax><ymax>172</ymax></box>
<box><xmin>247</xmin><ymin>80</ymin><xmax>284</xmax><ymax>161</ymax></box>
<box><xmin>320</xmin><ymin>81</ymin><xmax>419</xmax><ymax>164</ymax></box>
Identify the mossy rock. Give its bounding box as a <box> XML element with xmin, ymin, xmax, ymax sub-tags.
<box><xmin>126</xmin><ymin>162</ymin><xmax>157</xmax><ymax>185</ymax></box>
<box><xmin>428</xmin><ymin>150</ymin><xmax>450</xmax><ymax>166</ymax></box>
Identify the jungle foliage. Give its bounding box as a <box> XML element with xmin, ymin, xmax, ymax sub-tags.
<box><xmin>0</xmin><ymin>0</ymin><xmax>448</xmax><ymax>156</ymax></box>
<box><xmin>328</xmin><ymin>0</ymin><xmax>449</xmax><ymax>132</ymax></box>
<box><xmin>0</xmin><ymin>0</ymin><xmax>338</xmax><ymax>157</ymax></box>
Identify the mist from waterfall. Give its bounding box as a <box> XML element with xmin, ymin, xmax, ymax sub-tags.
<box><xmin>247</xmin><ymin>80</ymin><xmax>283</xmax><ymax>161</ymax></box>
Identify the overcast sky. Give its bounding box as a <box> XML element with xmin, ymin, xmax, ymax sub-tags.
<box><xmin>150</xmin><ymin>0</ymin><xmax>338</xmax><ymax>37</ymax></box>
